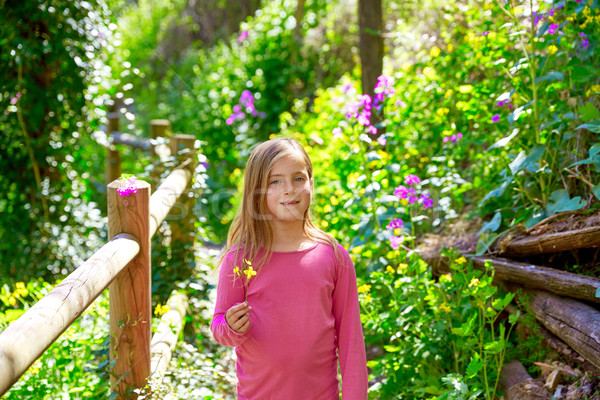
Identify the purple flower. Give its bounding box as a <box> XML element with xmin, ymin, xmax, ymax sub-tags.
<box><xmin>394</xmin><ymin>185</ymin><xmax>416</xmax><ymax>200</ymax></box>
<box><xmin>332</xmin><ymin>127</ymin><xmax>343</xmax><ymax>138</ymax></box>
<box><xmin>238</xmin><ymin>31</ymin><xmax>248</xmax><ymax>43</ymax></box>
<box><xmin>117</xmin><ymin>177</ymin><xmax>138</xmax><ymax>197</ymax></box>
<box><xmin>10</xmin><ymin>93</ymin><xmax>21</xmax><ymax>105</ymax></box>
<box><xmin>387</xmin><ymin>218</ymin><xmax>404</xmax><ymax>230</ymax></box>
<box><xmin>531</xmin><ymin>11</ymin><xmax>543</xmax><ymax>27</ymax></box>
<box><xmin>457</xmin><ymin>132</ymin><xmax>463</xmax><ymax>139</ymax></box>
<box><xmin>404</xmin><ymin>174</ymin><xmax>421</xmax><ymax>185</ymax></box>
<box><xmin>547</xmin><ymin>23</ymin><xmax>559</xmax><ymax>35</ymax></box>
<box><xmin>582</xmin><ymin>38</ymin><xmax>589</xmax><ymax>48</ymax></box>
<box><xmin>368</xmin><ymin>125</ymin><xmax>377</xmax><ymax>135</ymax></box>
<box><xmin>443</xmin><ymin>136</ymin><xmax>449</xmax><ymax>143</ymax></box>
<box><xmin>492</xmin><ymin>114</ymin><xmax>500</xmax><ymax>123</ymax></box>
<box><xmin>420</xmin><ymin>193</ymin><xmax>434</xmax><ymax>209</ymax></box>
<box><xmin>482</xmin><ymin>31</ymin><xmax>490</xmax><ymax>36</ymax></box>
<box><xmin>390</xmin><ymin>236</ymin><xmax>404</xmax><ymax>250</ymax></box>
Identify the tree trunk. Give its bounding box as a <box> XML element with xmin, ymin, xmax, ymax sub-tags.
<box><xmin>500</xmin><ymin>360</ymin><xmax>550</xmax><ymax>400</ymax></box>
<box><xmin>498</xmin><ymin>226</ymin><xmax>600</xmax><ymax>257</ymax></box>
<box><xmin>527</xmin><ymin>290</ymin><xmax>600</xmax><ymax>369</ymax></box>
<box><xmin>423</xmin><ymin>252</ymin><xmax>600</xmax><ymax>305</ymax></box>
<box><xmin>358</xmin><ymin>0</ymin><xmax>383</xmax><ymax>98</ymax></box>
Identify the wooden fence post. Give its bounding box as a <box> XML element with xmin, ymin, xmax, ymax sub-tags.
<box><xmin>106</xmin><ymin>112</ymin><xmax>122</xmax><ymax>185</ymax></box>
<box><xmin>107</xmin><ymin>178</ymin><xmax>152</xmax><ymax>399</ymax></box>
<box><xmin>169</xmin><ymin>134</ymin><xmax>197</xmax><ymax>272</ymax></box>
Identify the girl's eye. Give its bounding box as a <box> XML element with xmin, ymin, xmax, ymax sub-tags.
<box><xmin>295</xmin><ymin>177</ymin><xmax>305</xmax><ymax>182</ymax></box>
<box><xmin>270</xmin><ymin>179</ymin><xmax>280</xmax><ymax>185</ymax></box>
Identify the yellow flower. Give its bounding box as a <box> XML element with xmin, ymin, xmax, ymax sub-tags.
<box><xmin>397</xmin><ymin>263</ymin><xmax>408</xmax><ymax>272</ymax></box>
<box><xmin>386</xmin><ymin>266</ymin><xmax>395</xmax><ymax>274</ymax></box>
<box><xmin>154</xmin><ymin>304</ymin><xmax>170</xmax><ymax>316</ymax></box>
<box><xmin>233</xmin><ymin>266</ymin><xmax>240</xmax><ymax>276</ymax></box>
<box><xmin>15</xmin><ymin>282</ymin><xmax>25</xmax><ymax>290</ymax></box>
<box><xmin>364</xmin><ymin>294</ymin><xmax>372</xmax><ymax>303</ymax></box>
<box><xmin>323</xmin><ymin>204</ymin><xmax>332</xmax><ymax>213</ymax></box>
<box><xmin>447</xmin><ymin>43</ymin><xmax>454</xmax><ymax>53</ymax></box>
<box><xmin>439</xmin><ymin>274</ymin><xmax>452</xmax><ymax>283</ymax></box>
<box><xmin>243</xmin><ymin>267</ymin><xmax>257</xmax><ymax>280</ymax></box>
<box><xmin>444</xmin><ymin>89</ymin><xmax>454</xmax><ymax>99</ymax></box>
<box><xmin>8</xmin><ymin>296</ymin><xmax>16</xmax><ymax>306</ymax></box>
<box><xmin>455</xmin><ymin>256</ymin><xmax>467</xmax><ymax>265</ymax></box>
<box><xmin>440</xmin><ymin>303</ymin><xmax>452</xmax><ymax>313</ymax></box>
<box><xmin>423</xmin><ymin>66</ymin><xmax>437</xmax><ymax>80</ymax></box>
<box><xmin>358</xmin><ymin>284</ymin><xmax>371</xmax><ymax>294</ymax></box>
<box><xmin>351</xmin><ymin>245</ymin><xmax>363</xmax><ymax>255</ymax></box>
<box><xmin>469</xmin><ymin>278</ymin><xmax>480</xmax><ymax>288</ymax></box>
<box><xmin>548</xmin><ymin>45</ymin><xmax>558</xmax><ymax>55</ymax></box>
<box><xmin>430</xmin><ymin>46</ymin><xmax>441</xmax><ymax>58</ymax></box>
<box><xmin>330</xmin><ymin>196</ymin><xmax>339</xmax><ymax>206</ymax></box>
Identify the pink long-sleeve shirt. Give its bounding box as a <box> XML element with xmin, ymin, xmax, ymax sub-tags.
<box><xmin>211</xmin><ymin>242</ymin><xmax>368</xmax><ymax>400</ymax></box>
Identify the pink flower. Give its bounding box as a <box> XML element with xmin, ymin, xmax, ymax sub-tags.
<box><xmin>443</xmin><ymin>137</ymin><xmax>449</xmax><ymax>143</ymax></box>
<box><xmin>404</xmin><ymin>174</ymin><xmax>421</xmax><ymax>185</ymax></box>
<box><xmin>238</xmin><ymin>31</ymin><xmax>248</xmax><ymax>43</ymax></box>
<box><xmin>332</xmin><ymin>127</ymin><xmax>343</xmax><ymax>138</ymax></box>
<box><xmin>491</xmin><ymin>114</ymin><xmax>500</xmax><ymax>123</ymax></box>
<box><xmin>377</xmin><ymin>136</ymin><xmax>386</xmax><ymax>145</ymax></box>
<box><xmin>390</xmin><ymin>236</ymin><xmax>404</xmax><ymax>250</ymax></box>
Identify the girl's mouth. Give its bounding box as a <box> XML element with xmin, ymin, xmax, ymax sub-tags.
<box><xmin>281</xmin><ymin>200</ymin><xmax>300</xmax><ymax>206</ymax></box>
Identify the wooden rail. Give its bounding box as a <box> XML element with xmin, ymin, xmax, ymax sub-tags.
<box><xmin>0</xmin><ymin>114</ymin><xmax>197</xmax><ymax>399</ymax></box>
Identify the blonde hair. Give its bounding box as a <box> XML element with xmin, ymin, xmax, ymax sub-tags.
<box><xmin>218</xmin><ymin>137</ymin><xmax>340</xmax><ymax>271</ymax></box>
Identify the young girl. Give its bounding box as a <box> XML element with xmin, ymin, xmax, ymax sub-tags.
<box><xmin>211</xmin><ymin>137</ymin><xmax>368</xmax><ymax>399</ymax></box>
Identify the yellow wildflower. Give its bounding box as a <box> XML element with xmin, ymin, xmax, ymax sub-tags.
<box><xmin>330</xmin><ymin>196</ymin><xmax>339</xmax><ymax>206</ymax></box>
<box><xmin>397</xmin><ymin>263</ymin><xmax>408</xmax><ymax>272</ymax></box>
<box><xmin>323</xmin><ymin>204</ymin><xmax>332</xmax><ymax>213</ymax></box>
<box><xmin>440</xmin><ymin>303</ymin><xmax>452</xmax><ymax>313</ymax></box>
<box><xmin>469</xmin><ymin>278</ymin><xmax>480</xmax><ymax>288</ymax></box>
<box><xmin>430</xmin><ymin>46</ymin><xmax>441</xmax><ymax>58</ymax></box>
<box><xmin>8</xmin><ymin>296</ymin><xmax>16</xmax><ymax>306</ymax></box>
<box><xmin>358</xmin><ymin>284</ymin><xmax>371</xmax><ymax>294</ymax></box>
<box><xmin>243</xmin><ymin>267</ymin><xmax>257</xmax><ymax>280</ymax></box>
<box><xmin>364</xmin><ymin>294</ymin><xmax>372</xmax><ymax>303</ymax></box>
<box><xmin>548</xmin><ymin>45</ymin><xmax>558</xmax><ymax>55</ymax></box>
<box><xmin>439</xmin><ymin>274</ymin><xmax>452</xmax><ymax>283</ymax></box>
<box><xmin>154</xmin><ymin>304</ymin><xmax>170</xmax><ymax>316</ymax></box>
<box><xmin>233</xmin><ymin>266</ymin><xmax>240</xmax><ymax>276</ymax></box>
<box><xmin>386</xmin><ymin>266</ymin><xmax>395</xmax><ymax>274</ymax></box>
<box><xmin>447</xmin><ymin>43</ymin><xmax>454</xmax><ymax>53</ymax></box>
<box><xmin>455</xmin><ymin>256</ymin><xmax>467</xmax><ymax>265</ymax></box>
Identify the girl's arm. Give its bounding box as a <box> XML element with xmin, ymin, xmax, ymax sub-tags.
<box><xmin>211</xmin><ymin>254</ymin><xmax>251</xmax><ymax>347</ymax></box>
<box><xmin>332</xmin><ymin>248</ymin><xmax>368</xmax><ymax>400</ymax></box>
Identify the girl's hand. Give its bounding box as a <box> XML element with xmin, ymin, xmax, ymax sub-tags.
<box><xmin>226</xmin><ymin>302</ymin><xmax>252</xmax><ymax>333</ymax></box>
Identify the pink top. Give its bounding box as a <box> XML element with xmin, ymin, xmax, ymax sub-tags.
<box><xmin>211</xmin><ymin>242</ymin><xmax>368</xmax><ymax>400</ymax></box>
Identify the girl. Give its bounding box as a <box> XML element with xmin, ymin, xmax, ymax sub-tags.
<box><xmin>211</xmin><ymin>137</ymin><xmax>368</xmax><ymax>399</ymax></box>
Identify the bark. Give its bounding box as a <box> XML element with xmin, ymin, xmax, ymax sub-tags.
<box><xmin>422</xmin><ymin>252</ymin><xmax>600</xmax><ymax>305</ymax></box>
<box><xmin>527</xmin><ymin>289</ymin><xmax>600</xmax><ymax>369</ymax></box>
<box><xmin>498</xmin><ymin>226</ymin><xmax>600</xmax><ymax>257</ymax></box>
<box><xmin>500</xmin><ymin>360</ymin><xmax>550</xmax><ymax>400</ymax></box>
<box><xmin>358</xmin><ymin>0</ymin><xmax>383</xmax><ymax>98</ymax></box>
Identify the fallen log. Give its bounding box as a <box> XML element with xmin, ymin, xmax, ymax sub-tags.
<box><xmin>527</xmin><ymin>290</ymin><xmax>600</xmax><ymax>370</ymax></box>
<box><xmin>421</xmin><ymin>252</ymin><xmax>600</xmax><ymax>305</ymax></box>
<box><xmin>497</xmin><ymin>226</ymin><xmax>600</xmax><ymax>258</ymax></box>
<box><xmin>499</xmin><ymin>360</ymin><xmax>550</xmax><ymax>400</ymax></box>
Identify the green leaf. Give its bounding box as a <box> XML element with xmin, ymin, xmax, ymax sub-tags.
<box><xmin>546</xmin><ymin>190</ymin><xmax>586</xmax><ymax>215</ymax></box>
<box><xmin>576</xmin><ymin>119</ymin><xmax>600</xmax><ymax>133</ymax></box>
<box><xmin>478</xmin><ymin>212</ymin><xmax>501</xmax><ymax>235</ymax></box>
<box><xmin>592</xmin><ymin>184</ymin><xmax>600</xmax><ymax>201</ymax></box>
<box><xmin>481</xmin><ymin>176</ymin><xmax>514</xmax><ymax>204</ymax></box>
<box><xmin>580</xmin><ymin>102</ymin><xmax>600</xmax><ymax>122</ymax></box>
<box><xmin>488</xmin><ymin>128</ymin><xmax>519</xmax><ymax>150</ymax></box>
<box><xmin>476</xmin><ymin>232</ymin><xmax>500</xmax><ymax>256</ymax></box>
<box><xmin>384</xmin><ymin>345</ymin><xmax>401</xmax><ymax>352</ymax></box>
<box><xmin>509</xmin><ymin>145</ymin><xmax>546</xmax><ymax>175</ymax></box>
<box><xmin>534</xmin><ymin>71</ymin><xmax>564</xmax><ymax>83</ymax></box>
<box><xmin>484</xmin><ymin>340</ymin><xmax>504</xmax><ymax>354</ymax></box>
<box><xmin>508</xmin><ymin>310</ymin><xmax>521</xmax><ymax>325</ymax></box>
<box><xmin>466</xmin><ymin>353</ymin><xmax>484</xmax><ymax>378</ymax></box>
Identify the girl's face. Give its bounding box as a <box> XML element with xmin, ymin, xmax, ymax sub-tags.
<box><xmin>265</xmin><ymin>154</ymin><xmax>313</xmax><ymax>223</ymax></box>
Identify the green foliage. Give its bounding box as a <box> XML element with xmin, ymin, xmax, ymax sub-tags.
<box><xmin>359</xmin><ymin>249</ymin><xmax>516</xmax><ymax>399</ymax></box>
<box><xmin>0</xmin><ymin>0</ymin><xmax>114</xmax><ymax>280</ymax></box>
<box><xmin>2</xmin><ymin>280</ymin><xmax>111</xmax><ymax>399</ymax></box>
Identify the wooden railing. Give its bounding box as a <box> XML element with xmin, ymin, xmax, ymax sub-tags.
<box><xmin>0</xmin><ymin>115</ymin><xmax>197</xmax><ymax>399</ymax></box>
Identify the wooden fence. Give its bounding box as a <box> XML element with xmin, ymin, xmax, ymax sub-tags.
<box><xmin>0</xmin><ymin>114</ymin><xmax>195</xmax><ymax>399</ymax></box>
